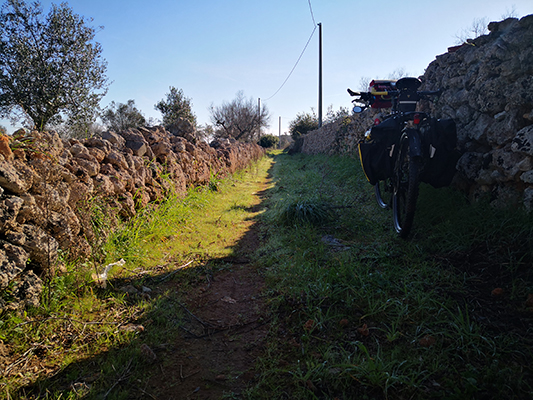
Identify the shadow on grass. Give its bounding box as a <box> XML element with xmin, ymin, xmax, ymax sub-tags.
<box><xmin>13</xmin><ymin>156</ymin><xmax>279</xmax><ymax>400</ymax></box>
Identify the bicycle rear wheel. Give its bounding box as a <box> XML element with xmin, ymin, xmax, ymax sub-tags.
<box><xmin>392</xmin><ymin>133</ymin><xmax>420</xmax><ymax>238</ymax></box>
<box><xmin>375</xmin><ymin>179</ymin><xmax>393</xmax><ymax>209</ymax></box>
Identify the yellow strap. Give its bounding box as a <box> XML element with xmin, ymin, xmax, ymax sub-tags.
<box><xmin>358</xmin><ymin>143</ymin><xmax>371</xmax><ymax>182</ymax></box>
<box><xmin>370</xmin><ymin>91</ymin><xmax>389</xmax><ymax>96</ymax></box>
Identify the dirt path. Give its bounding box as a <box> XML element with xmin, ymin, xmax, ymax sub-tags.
<box><xmin>145</xmin><ymin>198</ymin><xmax>269</xmax><ymax>399</ymax></box>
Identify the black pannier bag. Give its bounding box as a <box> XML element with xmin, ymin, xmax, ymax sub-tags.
<box><xmin>369</xmin><ymin>117</ymin><xmax>400</xmax><ymax>147</ymax></box>
<box><xmin>358</xmin><ymin>117</ymin><xmax>400</xmax><ymax>185</ymax></box>
<box><xmin>358</xmin><ymin>141</ymin><xmax>392</xmax><ymax>185</ymax></box>
<box><xmin>420</xmin><ymin>118</ymin><xmax>460</xmax><ymax>188</ymax></box>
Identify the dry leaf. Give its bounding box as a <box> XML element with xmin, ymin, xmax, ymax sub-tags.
<box><xmin>119</xmin><ymin>324</ymin><xmax>145</xmax><ymax>333</ymax></box>
<box><xmin>357</xmin><ymin>323</ymin><xmax>370</xmax><ymax>336</ymax></box>
<box><xmin>303</xmin><ymin>319</ymin><xmax>315</xmax><ymax>331</ymax></box>
<box><xmin>339</xmin><ymin>318</ymin><xmax>349</xmax><ymax>327</ymax></box>
<box><xmin>419</xmin><ymin>335</ymin><xmax>436</xmax><ymax>347</ymax></box>
<box><xmin>491</xmin><ymin>288</ymin><xmax>504</xmax><ymax>296</ymax></box>
<box><xmin>526</xmin><ymin>293</ymin><xmax>533</xmax><ymax>308</ymax></box>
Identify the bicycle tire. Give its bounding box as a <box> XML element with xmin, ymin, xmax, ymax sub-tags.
<box><xmin>392</xmin><ymin>133</ymin><xmax>420</xmax><ymax>238</ymax></box>
<box><xmin>375</xmin><ymin>179</ymin><xmax>393</xmax><ymax>209</ymax></box>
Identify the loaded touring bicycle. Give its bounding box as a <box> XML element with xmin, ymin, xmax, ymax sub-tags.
<box><xmin>348</xmin><ymin>77</ymin><xmax>459</xmax><ymax>238</ymax></box>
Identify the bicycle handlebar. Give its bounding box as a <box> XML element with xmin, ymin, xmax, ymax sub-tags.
<box><xmin>347</xmin><ymin>88</ymin><xmax>359</xmax><ymax>97</ymax></box>
<box><xmin>347</xmin><ymin>89</ymin><xmax>373</xmax><ymax>102</ymax></box>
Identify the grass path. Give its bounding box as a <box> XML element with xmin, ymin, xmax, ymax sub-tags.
<box><xmin>248</xmin><ymin>151</ymin><xmax>533</xmax><ymax>399</ymax></box>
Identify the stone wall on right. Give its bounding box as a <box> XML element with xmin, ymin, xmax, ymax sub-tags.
<box><xmin>419</xmin><ymin>15</ymin><xmax>533</xmax><ymax>209</ymax></box>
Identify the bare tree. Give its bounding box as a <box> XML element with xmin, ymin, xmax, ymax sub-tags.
<box><xmin>501</xmin><ymin>6</ymin><xmax>519</xmax><ymax>19</ymax></box>
<box><xmin>454</xmin><ymin>17</ymin><xmax>489</xmax><ymax>44</ymax></box>
<box><xmin>358</xmin><ymin>76</ymin><xmax>371</xmax><ymax>91</ymax></box>
<box><xmin>209</xmin><ymin>91</ymin><xmax>270</xmax><ymax>142</ymax></box>
<box><xmin>388</xmin><ymin>67</ymin><xmax>410</xmax><ymax>80</ymax></box>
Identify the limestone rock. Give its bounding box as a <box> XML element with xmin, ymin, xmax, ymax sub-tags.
<box><xmin>13</xmin><ymin>270</ymin><xmax>43</xmax><ymax>308</ymax></box>
<box><xmin>121</xmin><ymin>129</ymin><xmax>150</xmax><ymax>157</ymax></box>
<box><xmin>0</xmin><ymin>159</ymin><xmax>34</xmax><ymax>194</ymax></box>
<box><xmin>0</xmin><ymin>134</ymin><xmax>14</xmax><ymax>161</ymax></box>
<box><xmin>21</xmin><ymin>224</ymin><xmax>59</xmax><ymax>269</ymax></box>
<box><xmin>0</xmin><ymin>243</ymin><xmax>29</xmax><ymax>290</ymax></box>
<box><xmin>0</xmin><ymin>196</ymin><xmax>24</xmax><ymax>231</ymax></box>
<box><xmin>100</xmin><ymin>131</ymin><xmax>126</xmax><ymax>148</ymax></box>
<box><xmin>511</xmin><ymin>125</ymin><xmax>533</xmax><ymax>156</ymax></box>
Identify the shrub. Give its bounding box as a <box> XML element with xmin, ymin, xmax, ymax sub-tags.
<box><xmin>258</xmin><ymin>134</ymin><xmax>279</xmax><ymax>148</ymax></box>
<box><xmin>288</xmin><ymin>111</ymin><xmax>318</xmax><ymax>139</ymax></box>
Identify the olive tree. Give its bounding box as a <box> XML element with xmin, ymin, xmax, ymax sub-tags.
<box><xmin>155</xmin><ymin>86</ymin><xmax>196</xmax><ymax>128</ymax></box>
<box><xmin>102</xmin><ymin>100</ymin><xmax>146</xmax><ymax>132</ymax></box>
<box><xmin>209</xmin><ymin>91</ymin><xmax>270</xmax><ymax>142</ymax></box>
<box><xmin>0</xmin><ymin>0</ymin><xmax>109</xmax><ymax>131</ymax></box>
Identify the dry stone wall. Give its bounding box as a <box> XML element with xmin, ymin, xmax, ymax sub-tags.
<box><xmin>300</xmin><ymin>112</ymin><xmax>379</xmax><ymax>156</ymax></box>
<box><xmin>420</xmin><ymin>15</ymin><xmax>533</xmax><ymax>208</ymax></box>
<box><xmin>0</xmin><ymin>123</ymin><xmax>264</xmax><ymax>311</ymax></box>
<box><xmin>300</xmin><ymin>14</ymin><xmax>533</xmax><ymax>209</ymax></box>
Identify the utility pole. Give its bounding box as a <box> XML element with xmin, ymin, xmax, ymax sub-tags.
<box><xmin>258</xmin><ymin>98</ymin><xmax>261</xmax><ymax>138</ymax></box>
<box><xmin>279</xmin><ymin>116</ymin><xmax>281</xmax><ymax>149</ymax></box>
<box><xmin>318</xmin><ymin>22</ymin><xmax>323</xmax><ymax>128</ymax></box>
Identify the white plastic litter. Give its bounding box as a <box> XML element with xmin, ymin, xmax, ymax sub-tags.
<box><xmin>91</xmin><ymin>258</ymin><xmax>126</xmax><ymax>288</ymax></box>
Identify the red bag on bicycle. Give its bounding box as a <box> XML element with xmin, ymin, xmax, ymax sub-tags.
<box><xmin>368</xmin><ymin>80</ymin><xmax>396</xmax><ymax>109</ymax></box>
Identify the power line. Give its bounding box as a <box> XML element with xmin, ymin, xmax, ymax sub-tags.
<box><xmin>308</xmin><ymin>0</ymin><xmax>316</xmax><ymax>26</ymax></box>
<box><xmin>263</xmin><ymin>25</ymin><xmax>317</xmax><ymax>102</ymax></box>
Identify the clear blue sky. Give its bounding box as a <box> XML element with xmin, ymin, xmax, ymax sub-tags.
<box><xmin>4</xmin><ymin>0</ymin><xmax>533</xmax><ymax>136</ymax></box>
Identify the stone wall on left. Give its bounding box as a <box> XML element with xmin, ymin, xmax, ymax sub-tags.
<box><xmin>0</xmin><ymin>124</ymin><xmax>264</xmax><ymax>311</ymax></box>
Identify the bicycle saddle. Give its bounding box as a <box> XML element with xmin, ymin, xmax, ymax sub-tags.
<box><xmin>395</xmin><ymin>77</ymin><xmax>422</xmax><ymax>91</ymax></box>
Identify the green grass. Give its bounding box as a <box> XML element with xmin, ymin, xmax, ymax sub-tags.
<box><xmin>0</xmin><ymin>157</ymin><xmax>272</xmax><ymax>399</ymax></box>
<box><xmin>247</xmin><ymin>151</ymin><xmax>533</xmax><ymax>399</ymax></box>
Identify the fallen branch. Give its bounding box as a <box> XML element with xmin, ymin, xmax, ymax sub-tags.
<box><xmin>103</xmin><ymin>359</ymin><xmax>133</xmax><ymax>399</ymax></box>
<box><xmin>156</xmin><ymin>260</ymin><xmax>194</xmax><ymax>282</ymax></box>
<box><xmin>179</xmin><ymin>303</ymin><xmax>213</xmax><ymax>328</ymax></box>
<box><xmin>3</xmin><ymin>347</ymin><xmax>36</xmax><ymax>376</ymax></box>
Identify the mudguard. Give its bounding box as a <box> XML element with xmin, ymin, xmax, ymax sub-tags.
<box><xmin>406</xmin><ymin>128</ymin><xmax>422</xmax><ymax>158</ymax></box>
